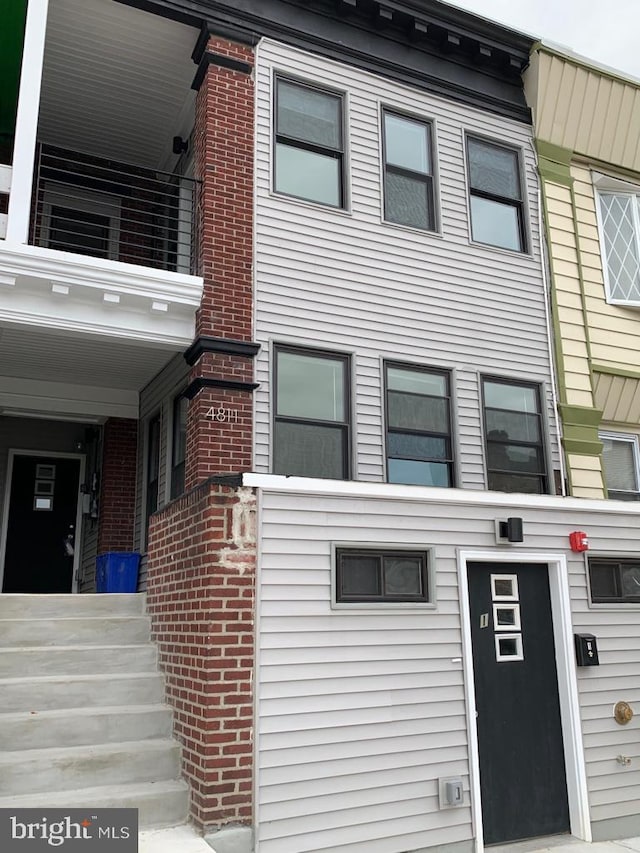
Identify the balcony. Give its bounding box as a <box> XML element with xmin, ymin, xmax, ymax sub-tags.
<box><xmin>30</xmin><ymin>145</ymin><xmax>198</xmax><ymax>274</ymax></box>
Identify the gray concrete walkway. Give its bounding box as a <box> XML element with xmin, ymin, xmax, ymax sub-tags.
<box><xmin>490</xmin><ymin>834</ymin><xmax>640</xmax><ymax>853</ymax></box>
<box><xmin>139</xmin><ymin>824</ymin><xmax>640</xmax><ymax>853</ymax></box>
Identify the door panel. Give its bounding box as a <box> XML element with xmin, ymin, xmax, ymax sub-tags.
<box><xmin>468</xmin><ymin>562</ymin><xmax>570</xmax><ymax>845</ymax></box>
<box><xmin>2</xmin><ymin>455</ymin><xmax>80</xmax><ymax>594</ymax></box>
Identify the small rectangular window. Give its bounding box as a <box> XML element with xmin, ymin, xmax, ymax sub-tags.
<box><xmin>482</xmin><ymin>378</ymin><xmax>547</xmax><ymax>494</ymax></box>
<box><xmin>385</xmin><ymin>362</ymin><xmax>453</xmax><ymax>487</ymax></box>
<box><xmin>336</xmin><ymin>547</ymin><xmax>430</xmax><ymax>603</ymax></box>
<box><xmin>467</xmin><ymin>136</ymin><xmax>525</xmax><ymax>252</ymax></box>
<box><xmin>382</xmin><ymin>110</ymin><xmax>435</xmax><ymax>231</ymax></box>
<box><xmin>274</xmin><ymin>77</ymin><xmax>344</xmax><ymax>208</ymax></box>
<box><xmin>589</xmin><ymin>557</ymin><xmax>640</xmax><ymax>603</ymax></box>
<box><xmin>274</xmin><ymin>346</ymin><xmax>350</xmax><ymax>479</ymax></box>
<box><xmin>171</xmin><ymin>394</ymin><xmax>188</xmax><ymax>499</ymax></box>
<box><xmin>600</xmin><ymin>432</ymin><xmax>640</xmax><ymax>501</ymax></box>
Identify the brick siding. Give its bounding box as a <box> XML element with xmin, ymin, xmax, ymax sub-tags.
<box><xmin>146</xmin><ymin>480</ymin><xmax>256</xmax><ymax>831</ymax></box>
<box><xmin>97</xmin><ymin>417</ymin><xmax>137</xmax><ymax>554</ymax></box>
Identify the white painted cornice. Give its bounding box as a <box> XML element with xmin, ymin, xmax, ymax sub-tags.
<box><xmin>0</xmin><ymin>242</ymin><xmax>203</xmax><ymax>346</ymax></box>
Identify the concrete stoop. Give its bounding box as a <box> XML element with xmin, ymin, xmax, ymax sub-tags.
<box><xmin>0</xmin><ymin>593</ymin><xmax>189</xmax><ymax>829</ymax></box>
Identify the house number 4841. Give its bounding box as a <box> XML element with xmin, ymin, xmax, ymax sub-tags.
<box><xmin>205</xmin><ymin>406</ymin><xmax>238</xmax><ymax>423</ymax></box>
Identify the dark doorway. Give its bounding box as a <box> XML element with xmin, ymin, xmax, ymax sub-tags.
<box><xmin>468</xmin><ymin>561</ymin><xmax>570</xmax><ymax>846</ymax></box>
<box><xmin>2</xmin><ymin>454</ymin><xmax>81</xmax><ymax>593</ymax></box>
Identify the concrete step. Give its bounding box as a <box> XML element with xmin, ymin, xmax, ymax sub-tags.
<box><xmin>0</xmin><ymin>593</ymin><xmax>145</xmax><ymax>618</ymax></box>
<box><xmin>0</xmin><ymin>780</ymin><xmax>189</xmax><ymax>830</ymax></box>
<box><xmin>0</xmin><ymin>644</ymin><xmax>157</xmax><ymax>677</ymax></box>
<box><xmin>0</xmin><ymin>705</ymin><xmax>173</xmax><ymax>751</ymax></box>
<box><xmin>0</xmin><ymin>739</ymin><xmax>182</xmax><ymax>796</ymax></box>
<box><xmin>0</xmin><ymin>616</ymin><xmax>151</xmax><ymax>647</ymax></box>
<box><xmin>0</xmin><ymin>672</ymin><xmax>165</xmax><ymax>712</ymax></box>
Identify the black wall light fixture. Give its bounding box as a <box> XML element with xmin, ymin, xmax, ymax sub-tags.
<box><xmin>498</xmin><ymin>517</ymin><xmax>524</xmax><ymax>543</ymax></box>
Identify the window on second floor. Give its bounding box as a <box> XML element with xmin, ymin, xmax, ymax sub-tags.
<box><xmin>600</xmin><ymin>431</ymin><xmax>640</xmax><ymax>501</ymax></box>
<box><xmin>597</xmin><ymin>191</ymin><xmax>640</xmax><ymax>304</ymax></box>
<box><xmin>382</xmin><ymin>110</ymin><xmax>435</xmax><ymax>231</ymax></box>
<box><xmin>274</xmin><ymin>346</ymin><xmax>350</xmax><ymax>479</ymax></box>
<box><xmin>467</xmin><ymin>136</ymin><xmax>525</xmax><ymax>252</ymax></box>
<box><xmin>274</xmin><ymin>77</ymin><xmax>345</xmax><ymax>208</ymax></box>
<box><xmin>482</xmin><ymin>378</ymin><xmax>547</xmax><ymax>494</ymax></box>
<box><xmin>385</xmin><ymin>363</ymin><xmax>453</xmax><ymax>487</ymax></box>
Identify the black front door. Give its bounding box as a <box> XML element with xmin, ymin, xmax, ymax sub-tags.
<box><xmin>468</xmin><ymin>562</ymin><xmax>570</xmax><ymax>846</ymax></box>
<box><xmin>2</xmin><ymin>455</ymin><xmax>80</xmax><ymax>594</ymax></box>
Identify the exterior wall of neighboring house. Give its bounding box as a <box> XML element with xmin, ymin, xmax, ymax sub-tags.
<box><xmin>525</xmin><ymin>47</ymin><xmax>640</xmax><ymax>500</ymax></box>
<box><xmin>253</xmin><ymin>39</ymin><xmax>561</xmax><ymax>488</ymax></box>
<box><xmin>252</xmin><ymin>478</ymin><xmax>640</xmax><ymax>850</ymax></box>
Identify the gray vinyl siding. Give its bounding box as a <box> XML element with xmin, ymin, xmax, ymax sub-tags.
<box><xmin>256</xmin><ymin>484</ymin><xmax>640</xmax><ymax>849</ymax></box>
<box><xmin>253</xmin><ymin>40</ymin><xmax>559</xmax><ymax>487</ymax></box>
<box><xmin>135</xmin><ymin>354</ymin><xmax>188</xmax><ymax>589</ymax></box>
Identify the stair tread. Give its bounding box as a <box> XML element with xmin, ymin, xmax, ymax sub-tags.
<box><xmin>0</xmin><ymin>704</ymin><xmax>171</xmax><ymax>721</ymax></box>
<box><xmin>0</xmin><ymin>671</ymin><xmax>162</xmax><ymax>685</ymax></box>
<box><xmin>0</xmin><ymin>778</ymin><xmax>188</xmax><ymax>806</ymax></box>
<box><xmin>1</xmin><ymin>643</ymin><xmax>154</xmax><ymax>650</ymax></box>
<box><xmin>0</xmin><ymin>738</ymin><xmax>180</xmax><ymax>763</ymax></box>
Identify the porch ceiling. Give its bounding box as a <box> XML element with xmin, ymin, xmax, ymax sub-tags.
<box><xmin>38</xmin><ymin>0</ymin><xmax>199</xmax><ymax>170</ymax></box>
<box><xmin>0</xmin><ymin>324</ymin><xmax>177</xmax><ymax>390</ymax></box>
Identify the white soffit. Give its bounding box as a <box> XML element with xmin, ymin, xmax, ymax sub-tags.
<box><xmin>0</xmin><ymin>324</ymin><xmax>177</xmax><ymax>391</ymax></box>
<box><xmin>38</xmin><ymin>0</ymin><xmax>198</xmax><ymax>169</ymax></box>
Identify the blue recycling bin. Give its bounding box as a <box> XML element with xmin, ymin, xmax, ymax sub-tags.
<box><xmin>96</xmin><ymin>552</ymin><xmax>140</xmax><ymax>593</ymax></box>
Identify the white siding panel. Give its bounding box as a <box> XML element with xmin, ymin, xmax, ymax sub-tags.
<box><xmin>257</xmin><ymin>487</ymin><xmax>640</xmax><ymax>849</ymax></box>
<box><xmin>254</xmin><ymin>40</ymin><xmax>559</xmax><ymax>488</ymax></box>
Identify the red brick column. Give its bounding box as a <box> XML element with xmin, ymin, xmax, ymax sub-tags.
<box><xmin>97</xmin><ymin>417</ymin><xmax>137</xmax><ymax>553</ymax></box>
<box><xmin>186</xmin><ymin>36</ymin><xmax>257</xmax><ymax>490</ymax></box>
<box><xmin>146</xmin><ymin>480</ymin><xmax>256</xmax><ymax>831</ymax></box>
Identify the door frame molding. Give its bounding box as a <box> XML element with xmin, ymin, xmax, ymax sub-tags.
<box><xmin>0</xmin><ymin>449</ymin><xmax>86</xmax><ymax>594</ymax></box>
<box><xmin>457</xmin><ymin>549</ymin><xmax>591</xmax><ymax>852</ymax></box>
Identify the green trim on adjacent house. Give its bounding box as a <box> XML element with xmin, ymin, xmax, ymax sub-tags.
<box><xmin>538</xmin><ymin>180</ymin><xmax>568</xmax><ymax>403</ymax></box>
<box><xmin>536</xmin><ymin>140</ymin><xmax>574</xmax><ymax>187</ymax></box>
<box><xmin>558</xmin><ymin>403</ymin><xmax>604</xmax><ymax>457</ymax></box>
<box><xmin>592</xmin><ymin>363</ymin><xmax>640</xmax><ymax>381</ymax></box>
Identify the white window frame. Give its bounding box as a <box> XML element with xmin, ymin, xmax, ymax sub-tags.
<box><xmin>599</xmin><ymin>430</ymin><xmax>640</xmax><ymax>499</ymax></box>
<box><xmin>40</xmin><ymin>182</ymin><xmax>121</xmax><ymax>261</ymax></box>
<box><xmin>593</xmin><ymin>171</ymin><xmax>640</xmax><ymax>306</ymax></box>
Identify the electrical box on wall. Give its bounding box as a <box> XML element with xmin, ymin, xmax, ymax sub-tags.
<box><xmin>575</xmin><ymin>633</ymin><xmax>599</xmax><ymax>666</ymax></box>
<box><xmin>438</xmin><ymin>777</ymin><xmax>464</xmax><ymax>808</ymax></box>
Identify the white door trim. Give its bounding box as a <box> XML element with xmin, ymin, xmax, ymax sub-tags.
<box><xmin>457</xmin><ymin>549</ymin><xmax>591</xmax><ymax>852</ymax></box>
<box><xmin>0</xmin><ymin>449</ymin><xmax>86</xmax><ymax>594</ymax></box>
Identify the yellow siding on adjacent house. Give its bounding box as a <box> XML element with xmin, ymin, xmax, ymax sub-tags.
<box><xmin>567</xmin><ymin>454</ymin><xmax>605</xmax><ymax>496</ymax></box>
<box><xmin>569</xmin><ymin>165</ymin><xmax>640</xmax><ymax>372</ymax></box>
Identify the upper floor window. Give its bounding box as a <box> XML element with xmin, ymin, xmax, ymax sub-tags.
<box><xmin>274</xmin><ymin>77</ymin><xmax>344</xmax><ymax>208</ymax></box>
<box><xmin>385</xmin><ymin>363</ymin><xmax>453</xmax><ymax>487</ymax></box>
<box><xmin>597</xmin><ymin>191</ymin><xmax>640</xmax><ymax>304</ymax></box>
<box><xmin>600</xmin><ymin>431</ymin><xmax>640</xmax><ymax>501</ymax></box>
<box><xmin>467</xmin><ymin>137</ymin><xmax>525</xmax><ymax>252</ymax></box>
<box><xmin>482</xmin><ymin>378</ymin><xmax>547</xmax><ymax>494</ymax></box>
<box><xmin>274</xmin><ymin>346</ymin><xmax>350</xmax><ymax>479</ymax></box>
<box><xmin>382</xmin><ymin>110</ymin><xmax>435</xmax><ymax>231</ymax></box>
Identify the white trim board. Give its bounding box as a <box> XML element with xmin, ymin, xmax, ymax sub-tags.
<box><xmin>457</xmin><ymin>549</ymin><xmax>591</xmax><ymax>852</ymax></box>
<box><xmin>0</xmin><ymin>449</ymin><xmax>86</xmax><ymax>594</ymax></box>
<box><xmin>242</xmin><ymin>472</ymin><xmax>640</xmax><ymax>515</ymax></box>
